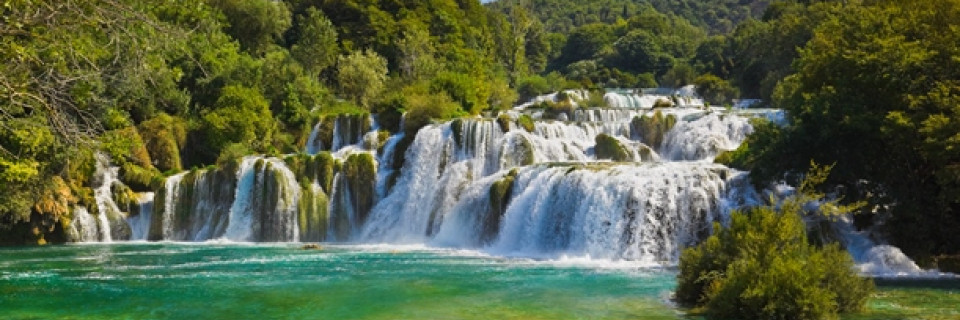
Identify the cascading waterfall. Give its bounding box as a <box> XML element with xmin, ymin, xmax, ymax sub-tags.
<box><xmin>70</xmin><ymin>87</ymin><xmax>936</xmax><ymax>275</ymax></box>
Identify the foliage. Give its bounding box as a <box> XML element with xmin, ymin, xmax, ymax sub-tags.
<box><xmin>196</xmin><ymin>85</ymin><xmax>276</xmax><ymax>164</ymax></box>
<box><xmin>336</xmin><ymin>49</ymin><xmax>388</xmax><ymax>109</ymax></box>
<box><xmin>694</xmin><ymin>74</ymin><xmax>739</xmax><ymax>105</ymax></box>
<box><xmin>677</xmin><ymin>165</ymin><xmax>873</xmax><ymax>320</ymax></box>
<box><xmin>743</xmin><ymin>0</ymin><xmax>960</xmax><ymax>259</ymax></box>
<box><xmin>209</xmin><ymin>0</ymin><xmax>292</xmax><ymax>55</ymax></box>
<box><xmin>290</xmin><ymin>7</ymin><xmax>339</xmax><ymax>77</ymax></box>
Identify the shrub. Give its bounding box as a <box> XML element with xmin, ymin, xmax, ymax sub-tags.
<box><xmin>516</xmin><ymin>75</ymin><xmax>550</xmax><ymax>101</ymax></box>
<box><xmin>676</xmin><ymin>164</ymin><xmax>873</xmax><ymax>320</ymax></box>
<box><xmin>517</xmin><ymin>114</ymin><xmax>535</xmax><ymax>133</ymax></box>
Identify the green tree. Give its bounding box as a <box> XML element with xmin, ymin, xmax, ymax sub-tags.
<box><xmin>197</xmin><ymin>85</ymin><xmax>276</xmax><ymax>162</ymax></box>
<box><xmin>677</xmin><ymin>164</ymin><xmax>873</xmax><ymax>320</ymax></box>
<box><xmin>753</xmin><ymin>0</ymin><xmax>960</xmax><ymax>259</ymax></box>
<box><xmin>291</xmin><ymin>7</ymin><xmax>339</xmax><ymax>77</ymax></box>
<box><xmin>694</xmin><ymin>74</ymin><xmax>738</xmax><ymax>105</ymax></box>
<box><xmin>336</xmin><ymin>49</ymin><xmax>388</xmax><ymax>109</ymax></box>
<box><xmin>209</xmin><ymin>0</ymin><xmax>292</xmax><ymax>55</ymax></box>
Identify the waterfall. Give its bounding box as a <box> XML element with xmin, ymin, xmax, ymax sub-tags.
<box><xmin>306</xmin><ymin>114</ymin><xmax>374</xmax><ymax>154</ymax></box>
<box><xmin>127</xmin><ymin>192</ymin><xmax>154</xmax><ymax>240</ymax></box>
<box><xmin>161</xmin><ymin>172</ymin><xmax>186</xmax><ymax>240</ymax></box>
<box><xmin>661</xmin><ymin>113</ymin><xmax>753</xmax><ymax>161</ymax></box>
<box><xmin>69</xmin><ymin>207</ymin><xmax>99</xmax><ymax>242</ymax></box>
<box><xmin>223</xmin><ymin>156</ymin><xmax>301</xmax><ymax>242</ymax></box>
<box><xmin>92</xmin><ymin>153</ymin><xmax>123</xmax><ymax>242</ymax></box>
<box><xmin>92</xmin><ymin>87</ymin><xmax>928</xmax><ymax>272</ymax></box>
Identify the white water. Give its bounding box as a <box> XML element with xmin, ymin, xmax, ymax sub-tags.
<box><xmin>92</xmin><ymin>153</ymin><xmax>121</xmax><ymax>242</ymax></box>
<box><xmin>223</xmin><ymin>156</ymin><xmax>301</xmax><ymax>242</ymax></box>
<box><xmin>69</xmin><ymin>207</ymin><xmax>99</xmax><ymax>242</ymax></box>
<box><xmin>70</xmin><ymin>87</ymin><xmax>934</xmax><ymax>276</ymax></box>
<box><xmin>162</xmin><ymin>172</ymin><xmax>187</xmax><ymax>240</ymax></box>
<box><xmin>127</xmin><ymin>192</ymin><xmax>154</xmax><ymax>240</ymax></box>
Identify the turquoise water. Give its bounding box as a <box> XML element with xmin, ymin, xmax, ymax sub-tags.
<box><xmin>0</xmin><ymin>243</ymin><xmax>683</xmax><ymax>319</ymax></box>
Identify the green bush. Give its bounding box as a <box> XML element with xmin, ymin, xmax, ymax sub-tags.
<box><xmin>516</xmin><ymin>75</ymin><xmax>550</xmax><ymax>101</ymax></box>
<box><xmin>676</xmin><ymin>165</ymin><xmax>873</xmax><ymax>320</ymax></box>
<box><xmin>402</xmin><ymin>92</ymin><xmax>464</xmax><ymax>136</ymax></box>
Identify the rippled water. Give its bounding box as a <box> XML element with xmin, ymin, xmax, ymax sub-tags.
<box><xmin>0</xmin><ymin>243</ymin><xmax>683</xmax><ymax>319</ymax></box>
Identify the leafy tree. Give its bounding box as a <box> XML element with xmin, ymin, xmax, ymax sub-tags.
<box><xmin>196</xmin><ymin>85</ymin><xmax>276</xmax><ymax>163</ymax></box>
<box><xmin>209</xmin><ymin>0</ymin><xmax>292</xmax><ymax>55</ymax></box>
<box><xmin>291</xmin><ymin>7</ymin><xmax>339</xmax><ymax>77</ymax></box>
<box><xmin>336</xmin><ymin>49</ymin><xmax>388</xmax><ymax>109</ymax></box>
<box><xmin>677</xmin><ymin>164</ymin><xmax>873</xmax><ymax>320</ymax></box>
<box><xmin>694</xmin><ymin>74</ymin><xmax>738</xmax><ymax>105</ymax></box>
<box><xmin>749</xmin><ymin>0</ymin><xmax>960</xmax><ymax>259</ymax></box>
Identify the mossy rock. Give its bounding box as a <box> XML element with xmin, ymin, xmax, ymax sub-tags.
<box><xmin>595</xmin><ymin>134</ymin><xmax>632</xmax><ymax>162</ymax></box>
<box><xmin>343</xmin><ymin>153</ymin><xmax>377</xmax><ymax>225</ymax></box>
<box><xmin>517</xmin><ymin>114</ymin><xmax>535</xmax><ymax>133</ymax></box>
<box><xmin>630</xmin><ymin>111</ymin><xmax>677</xmax><ymax>148</ymax></box>
<box><xmin>485</xmin><ymin>169</ymin><xmax>518</xmax><ymax>244</ymax></box>
<box><xmin>653</xmin><ymin>98</ymin><xmax>674</xmax><ymax>109</ymax></box>
<box><xmin>495</xmin><ymin>114</ymin><xmax>511</xmax><ymax>133</ymax></box>
<box><xmin>298</xmin><ymin>185</ymin><xmax>329</xmax><ymax>242</ymax></box>
<box><xmin>374</xmin><ymin>130</ymin><xmax>391</xmax><ymax>154</ymax></box>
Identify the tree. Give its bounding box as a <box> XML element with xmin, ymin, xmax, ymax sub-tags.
<box><xmin>757</xmin><ymin>0</ymin><xmax>960</xmax><ymax>260</ymax></box>
<box><xmin>197</xmin><ymin>85</ymin><xmax>276</xmax><ymax>162</ymax></box>
<box><xmin>336</xmin><ymin>49</ymin><xmax>388</xmax><ymax>109</ymax></box>
<box><xmin>677</xmin><ymin>164</ymin><xmax>873</xmax><ymax>320</ymax></box>
<box><xmin>694</xmin><ymin>74</ymin><xmax>738</xmax><ymax>105</ymax></box>
<box><xmin>209</xmin><ymin>0</ymin><xmax>292</xmax><ymax>55</ymax></box>
<box><xmin>291</xmin><ymin>7</ymin><xmax>339</xmax><ymax>77</ymax></box>
<box><xmin>610</xmin><ymin>30</ymin><xmax>674</xmax><ymax>75</ymax></box>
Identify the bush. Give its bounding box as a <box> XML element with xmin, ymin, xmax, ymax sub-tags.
<box><xmin>402</xmin><ymin>92</ymin><xmax>463</xmax><ymax>136</ymax></box>
<box><xmin>676</xmin><ymin>165</ymin><xmax>873</xmax><ymax>320</ymax></box>
<box><xmin>516</xmin><ymin>75</ymin><xmax>550</xmax><ymax>101</ymax></box>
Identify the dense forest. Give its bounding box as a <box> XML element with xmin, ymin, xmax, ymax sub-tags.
<box><xmin>2</xmin><ymin>0</ymin><xmax>959</xmax><ymax>272</ymax></box>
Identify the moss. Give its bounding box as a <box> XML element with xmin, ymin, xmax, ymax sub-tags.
<box><xmin>638</xmin><ymin>145</ymin><xmax>655</xmax><ymax>162</ymax></box>
<box><xmin>540</xmin><ymin>100</ymin><xmax>576</xmax><ymax>120</ymax></box>
<box><xmin>342</xmin><ymin>153</ymin><xmax>377</xmax><ymax>225</ymax></box>
<box><xmin>310</xmin><ymin>152</ymin><xmax>336</xmax><ymax>195</ymax></box>
<box><xmin>595</xmin><ymin>134</ymin><xmax>632</xmax><ymax>161</ymax></box>
<box><xmin>714</xmin><ymin>142</ymin><xmax>752</xmax><ymax>171</ymax></box>
<box><xmin>495</xmin><ymin>114</ymin><xmax>511</xmax><ymax>133</ymax></box>
<box><xmin>631</xmin><ymin>111</ymin><xmax>677</xmax><ymax>148</ymax></box>
<box><xmin>120</xmin><ymin>163</ymin><xmax>163</xmax><ymax>192</ymax></box>
<box><xmin>517</xmin><ymin>114</ymin><xmax>535</xmax><ymax>133</ymax></box>
<box><xmin>375</xmin><ymin>130</ymin><xmax>391</xmax><ymax>153</ymax></box>
<box><xmin>139</xmin><ymin>114</ymin><xmax>187</xmax><ymax>172</ymax></box>
<box><xmin>485</xmin><ymin>169</ymin><xmax>518</xmax><ymax>244</ymax></box>
<box><xmin>653</xmin><ymin>98</ymin><xmax>674</xmax><ymax>109</ymax></box>
<box><xmin>298</xmin><ymin>185</ymin><xmax>329</xmax><ymax>242</ymax></box>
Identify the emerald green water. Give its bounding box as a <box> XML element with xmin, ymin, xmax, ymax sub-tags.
<box><xmin>3</xmin><ymin>244</ymin><xmax>958</xmax><ymax>319</ymax></box>
<box><xmin>0</xmin><ymin>243</ymin><xmax>683</xmax><ymax>319</ymax></box>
